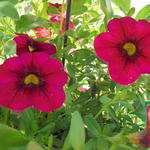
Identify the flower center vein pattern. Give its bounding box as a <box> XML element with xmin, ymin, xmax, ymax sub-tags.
<box><xmin>123</xmin><ymin>42</ymin><xmax>136</xmax><ymax>56</ymax></box>
<box><xmin>24</xmin><ymin>74</ymin><xmax>40</xmax><ymax>85</ymax></box>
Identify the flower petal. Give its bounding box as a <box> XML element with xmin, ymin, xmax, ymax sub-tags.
<box><xmin>45</xmin><ymin>71</ymin><xmax>68</xmax><ymax>86</ymax></box>
<box><xmin>35</xmin><ymin>41</ymin><xmax>56</xmax><ymax>55</ymax></box>
<box><xmin>32</xmin><ymin>88</ymin><xmax>53</xmax><ymax>112</ymax></box>
<box><xmin>136</xmin><ymin>56</ymin><xmax>150</xmax><ymax>74</ymax></box>
<box><xmin>108</xmin><ymin>17</ymin><xmax>136</xmax><ymax>40</ymax></box>
<box><xmin>108</xmin><ymin>57</ymin><xmax>140</xmax><ymax>85</ymax></box>
<box><xmin>7</xmin><ymin>88</ymin><xmax>31</xmax><ymax>111</ymax></box>
<box><xmin>13</xmin><ymin>35</ymin><xmax>29</xmax><ymax>49</ymax></box>
<box><xmin>45</xmin><ymin>86</ymin><xmax>65</xmax><ymax>111</ymax></box>
<box><xmin>136</xmin><ymin>19</ymin><xmax>150</xmax><ymax>41</ymax></box>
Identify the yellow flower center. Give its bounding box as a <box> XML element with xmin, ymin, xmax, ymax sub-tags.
<box><xmin>122</xmin><ymin>42</ymin><xmax>136</xmax><ymax>56</ymax></box>
<box><xmin>24</xmin><ymin>74</ymin><xmax>40</xmax><ymax>85</ymax></box>
<box><xmin>28</xmin><ymin>45</ymin><xmax>35</xmax><ymax>52</ymax></box>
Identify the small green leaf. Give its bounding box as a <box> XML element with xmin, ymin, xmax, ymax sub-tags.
<box><xmin>26</xmin><ymin>141</ymin><xmax>44</xmax><ymax>150</ymax></box>
<box><xmin>100</xmin><ymin>0</ymin><xmax>113</xmax><ymax>21</ymax></box>
<box><xmin>111</xmin><ymin>0</ymin><xmax>131</xmax><ymax>14</ymax></box>
<box><xmin>72</xmin><ymin>0</ymin><xmax>87</xmax><ymax>15</ymax></box>
<box><xmin>47</xmin><ymin>5</ymin><xmax>59</xmax><ymax>14</ymax></box>
<box><xmin>69</xmin><ymin>111</ymin><xmax>85</xmax><ymax>150</ymax></box>
<box><xmin>3</xmin><ymin>40</ymin><xmax>16</xmax><ymax>55</ymax></box>
<box><xmin>135</xmin><ymin>4</ymin><xmax>150</xmax><ymax>19</ymax></box>
<box><xmin>84</xmin><ymin>115</ymin><xmax>101</xmax><ymax>137</ymax></box>
<box><xmin>0</xmin><ymin>1</ymin><xmax>19</xmax><ymax>19</ymax></box>
<box><xmin>0</xmin><ymin>124</ymin><xmax>29</xmax><ymax>150</ymax></box>
<box><xmin>126</xmin><ymin>7</ymin><xmax>135</xmax><ymax>16</ymax></box>
<box><xmin>0</xmin><ymin>0</ymin><xmax>18</xmax><ymax>5</ymax></box>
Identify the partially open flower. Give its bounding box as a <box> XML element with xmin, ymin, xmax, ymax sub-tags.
<box><xmin>0</xmin><ymin>52</ymin><xmax>67</xmax><ymax>112</ymax></box>
<box><xmin>13</xmin><ymin>33</ymin><xmax>56</xmax><ymax>55</ymax></box>
<box><xmin>48</xmin><ymin>3</ymin><xmax>75</xmax><ymax>35</ymax></box>
<box><xmin>34</xmin><ymin>27</ymin><xmax>52</xmax><ymax>38</ymax></box>
<box><xmin>127</xmin><ymin>106</ymin><xmax>150</xmax><ymax>147</ymax></box>
<box><xmin>94</xmin><ymin>17</ymin><xmax>150</xmax><ymax>85</ymax></box>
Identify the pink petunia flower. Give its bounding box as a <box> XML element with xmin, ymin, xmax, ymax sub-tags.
<box><xmin>0</xmin><ymin>52</ymin><xmax>67</xmax><ymax>112</ymax></box>
<box><xmin>34</xmin><ymin>27</ymin><xmax>52</xmax><ymax>38</ymax></box>
<box><xmin>127</xmin><ymin>106</ymin><xmax>150</xmax><ymax>147</ymax></box>
<box><xmin>94</xmin><ymin>17</ymin><xmax>150</xmax><ymax>85</ymax></box>
<box><xmin>48</xmin><ymin>3</ymin><xmax>75</xmax><ymax>35</ymax></box>
<box><xmin>13</xmin><ymin>33</ymin><xmax>56</xmax><ymax>55</ymax></box>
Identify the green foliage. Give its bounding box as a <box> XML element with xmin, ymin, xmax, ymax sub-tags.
<box><xmin>135</xmin><ymin>4</ymin><xmax>150</xmax><ymax>19</ymax></box>
<box><xmin>0</xmin><ymin>1</ymin><xmax>19</xmax><ymax>19</ymax></box>
<box><xmin>0</xmin><ymin>124</ymin><xmax>29</xmax><ymax>150</ymax></box>
<box><xmin>69</xmin><ymin>111</ymin><xmax>85</xmax><ymax>150</ymax></box>
<box><xmin>0</xmin><ymin>0</ymin><xmax>149</xmax><ymax>150</ymax></box>
<box><xmin>111</xmin><ymin>0</ymin><xmax>131</xmax><ymax>14</ymax></box>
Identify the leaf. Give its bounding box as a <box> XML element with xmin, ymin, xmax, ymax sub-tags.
<box><xmin>100</xmin><ymin>0</ymin><xmax>113</xmax><ymax>20</ymax></box>
<box><xmin>0</xmin><ymin>124</ymin><xmax>29</xmax><ymax>150</ymax></box>
<box><xmin>84</xmin><ymin>115</ymin><xmax>101</xmax><ymax>137</ymax></box>
<box><xmin>69</xmin><ymin>111</ymin><xmax>85</xmax><ymax>150</ymax></box>
<box><xmin>84</xmin><ymin>139</ymin><xmax>96</xmax><ymax>150</ymax></box>
<box><xmin>135</xmin><ymin>4</ymin><xmax>150</xmax><ymax>19</ymax></box>
<box><xmin>16</xmin><ymin>14</ymin><xmax>52</xmax><ymax>32</ymax></box>
<box><xmin>0</xmin><ymin>0</ymin><xmax>18</xmax><ymax>5</ymax></box>
<box><xmin>72</xmin><ymin>0</ymin><xmax>87</xmax><ymax>15</ymax></box>
<box><xmin>26</xmin><ymin>141</ymin><xmax>44</xmax><ymax>150</ymax></box>
<box><xmin>0</xmin><ymin>1</ymin><xmax>19</xmax><ymax>19</ymax></box>
<box><xmin>111</xmin><ymin>0</ymin><xmax>131</xmax><ymax>14</ymax></box>
<box><xmin>3</xmin><ymin>40</ymin><xmax>16</xmax><ymax>55</ymax></box>
<box><xmin>126</xmin><ymin>7</ymin><xmax>135</xmax><ymax>16</ymax></box>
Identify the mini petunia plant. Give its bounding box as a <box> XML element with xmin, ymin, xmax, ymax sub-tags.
<box><xmin>0</xmin><ymin>0</ymin><xmax>150</xmax><ymax>150</ymax></box>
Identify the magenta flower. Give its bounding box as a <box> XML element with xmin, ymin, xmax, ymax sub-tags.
<box><xmin>0</xmin><ymin>52</ymin><xmax>67</xmax><ymax>112</ymax></box>
<box><xmin>48</xmin><ymin>2</ymin><xmax>75</xmax><ymax>35</ymax></box>
<box><xmin>13</xmin><ymin>33</ymin><xmax>56</xmax><ymax>55</ymax></box>
<box><xmin>127</xmin><ymin>106</ymin><xmax>150</xmax><ymax>147</ymax></box>
<box><xmin>94</xmin><ymin>17</ymin><xmax>150</xmax><ymax>85</ymax></box>
<box><xmin>34</xmin><ymin>27</ymin><xmax>52</xmax><ymax>38</ymax></box>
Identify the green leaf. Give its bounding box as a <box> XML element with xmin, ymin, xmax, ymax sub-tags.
<box><xmin>100</xmin><ymin>0</ymin><xmax>113</xmax><ymax>21</ymax></box>
<box><xmin>84</xmin><ymin>139</ymin><xmax>96</xmax><ymax>150</ymax></box>
<box><xmin>0</xmin><ymin>0</ymin><xmax>18</xmax><ymax>5</ymax></box>
<box><xmin>47</xmin><ymin>5</ymin><xmax>59</xmax><ymax>14</ymax></box>
<box><xmin>84</xmin><ymin>115</ymin><xmax>101</xmax><ymax>137</ymax></box>
<box><xmin>126</xmin><ymin>7</ymin><xmax>135</xmax><ymax>16</ymax></box>
<box><xmin>72</xmin><ymin>0</ymin><xmax>87</xmax><ymax>15</ymax></box>
<box><xmin>16</xmin><ymin>14</ymin><xmax>52</xmax><ymax>32</ymax></box>
<box><xmin>0</xmin><ymin>1</ymin><xmax>19</xmax><ymax>19</ymax></box>
<box><xmin>135</xmin><ymin>4</ymin><xmax>150</xmax><ymax>19</ymax></box>
<box><xmin>26</xmin><ymin>141</ymin><xmax>44</xmax><ymax>150</ymax></box>
<box><xmin>69</xmin><ymin>111</ymin><xmax>85</xmax><ymax>150</ymax></box>
<box><xmin>3</xmin><ymin>40</ymin><xmax>16</xmax><ymax>55</ymax></box>
<box><xmin>0</xmin><ymin>124</ymin><xmax>29</xmax><ymax>150</ymax></box>
<box><xmin>111</xmin><ymin>0</ymin><xmax>131</xmax><ymax>14</ymax></box>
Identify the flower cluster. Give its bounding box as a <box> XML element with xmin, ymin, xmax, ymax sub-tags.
<box><xmin>0</xmin><ymin>34</ymin><xmax>67</xmax><ymax>112</ymax></box>
<box><xmin>94</xmin><ymin>17</ymin><xmax>150</xmax><ymax>85</ymax></box>
<box><xmin>48</xmin><ymin>2</ymin><xmax>75</xmax><ymax>35</ymax></box>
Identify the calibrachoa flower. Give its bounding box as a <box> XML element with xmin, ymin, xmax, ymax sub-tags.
<box><xmin>94</xmin><ymin>17</ymin><xmax>150</xmax><ymax>85</ymax></box>
<box><xmin>0</xmin><ymin>52</ymin><xmax>67</xmax><ymax>112</ymax></box>
<box><xmin>127</xmin><ymin>106</ymin><xmax>150</xmax><ymax>147</ymax></box>
<box><xmin>13</xmin><ymin>33</ymin><xmax>56</xmax><ymax>55</ymax></box>
<box><xmin>48</xmin><ymin>3</ymin><xmax>75</xmax><ymax>35</ymax></box>
<box><xmin>34</xmin><ymin>27</ymin><xmax>52</xmax><ymax>38</ymax></box>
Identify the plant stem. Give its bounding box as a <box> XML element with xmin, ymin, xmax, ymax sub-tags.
<box><xmin>62</xmin><ymin>0</ymin><xmax>72</xmax><ymax>66</ymax></box>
